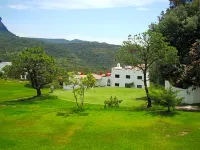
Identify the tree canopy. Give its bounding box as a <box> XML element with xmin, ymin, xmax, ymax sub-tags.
<box><xmin>7</xmin><ymin>46</ymin><xmax>58</xmax><ymax>96</ymax></box>
<box><xmin>118</xmin><ymin>30</ymin><xmax>178</xmax><ymax>107</ymax></box>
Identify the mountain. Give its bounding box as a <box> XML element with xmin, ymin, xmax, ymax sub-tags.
<box><xmin>0</xmin><ymin>17</ymin><xmax>120</xmax><ymax>72</ymax></box>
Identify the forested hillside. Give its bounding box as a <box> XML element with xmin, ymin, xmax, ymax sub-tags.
<box><xmin>0</xmin><ymin>18</ymin><xmax>119</xmax><ymax>72</ymax></box>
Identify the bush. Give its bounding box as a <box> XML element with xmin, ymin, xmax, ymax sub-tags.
<box><xmin>104</xmin><ymin>96</ymin><xmax>123</xmax><ymax>109</ymax></box>
<box><xmin>149</xmin><ymin>85</ymin><xmax>183</xmax><ymax>112</ymax></box>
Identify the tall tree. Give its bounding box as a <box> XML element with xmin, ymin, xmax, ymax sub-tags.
<box><xmin>7</xmin><ymin>46</ymin><xmax>58</xmax><ymax>96</ymax></box>
<box><xmin>184</xmin><ymin>40</ymin><xmax>200</xmax><ymax>87</ymax></box>
<box><xmin>118</xmin><ymin>31</ymin><xmax>178</xmax><ymax>108</ymax></box>
<box><xmin>169</xmin><ymin>0</ymin><xmax>193</xmax><ymax>9</ymax></box>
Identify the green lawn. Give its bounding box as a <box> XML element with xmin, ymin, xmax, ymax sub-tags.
<box><xmin>0</xmin><ymin>80</ymin><xmax>200</xmax><ymax>150</ymax></box>
<box><xmin>53</xmin><ymin>87</ymin><xmax>146</xmax><ymax>107</ymax></box>
<box><xmin>0</xmin><ymin>79</ymin><xmax>48</xmax><ymax>102</ymax></box>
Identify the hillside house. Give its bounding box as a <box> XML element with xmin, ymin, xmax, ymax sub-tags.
<box><xmin>110</xmin><ymin>63</ymin><xmax>149</xmax><ymax>89</ymax></box>
<box><xmin>63</xmin><ymin>63</ymin><xmax>149</xmax><ymax>90</ymax></box>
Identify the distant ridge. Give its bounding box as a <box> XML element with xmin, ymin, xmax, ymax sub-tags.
<box><xmin>30</xmin><ymin>38</ymin><xmax>111</xmax><ymax>45</ymax></box>
<box><xmin>0</xmin><ymin>17</ymin><xmax>119</xmax><ymax>71</ymax></box>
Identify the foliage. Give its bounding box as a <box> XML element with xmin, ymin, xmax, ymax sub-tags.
<box><xmin>67</xmin><ymin>73</ymin><xmax>96</xmax><ymax>109</ymax></box>
<box><xmin>150</xmin><ymin>1</ymin><xmax>200</xmax><ymax>87</ymax></box>
<box><xmin>104</xmin><ymin>96</ymin><xmax>123</xmax><ymax>109</ymax></box>
<box><xmin>183</xmin><ymin>40</ymin><xmax>200</xmax><ymax>87</ymax></box>
<box><xmin>149</xmin><ymin>85</ymin><xmax>183</xmax><ymax>112</ymax></box>
<box><xmin>5</xmin><ymin>47</ymin><xmax>58</xmax><ymax>96</ymax></box>
<box><xmin>118</xmin><ymin>30</ymin><xmax>178</xmax><ymax>108</ymax></box>
<box><xmin>169</xmin><ymin>0</ymin><xmax>194</xmax><ymax>9</ymax></box>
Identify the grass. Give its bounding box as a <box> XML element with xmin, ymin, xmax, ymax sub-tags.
<box><xmin>53</xmin><ymin>87</ymin><xmax>146</xmax><ymax>107</ymax></box>
<box><xmin>0</xmin><ymin>80</ymin><xmax>200</xmax><ymax>150</ymax></box>
<box><xmin>0</xmin><ymin>79</ymin><xmax>48</xmax><ymax>102</ymax></box>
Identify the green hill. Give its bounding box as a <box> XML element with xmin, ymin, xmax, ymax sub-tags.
<box><xmin>0</xmin><ymin>17</ymin><xmax>120</xmax><ymax>72</ymax></box>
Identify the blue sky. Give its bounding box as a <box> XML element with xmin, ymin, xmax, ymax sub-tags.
<box><xmin>0</xmin><ymin>0</ymin><xmax>169</xmax><ymax>45</ymax></box>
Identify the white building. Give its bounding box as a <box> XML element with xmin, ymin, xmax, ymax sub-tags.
<box><xmin>63</xmin><ymin>63</ymin><xmax>149</xmax><ymax>90</ymax></box>
<box><xmin>165</xmin><ymin>80</ymin><xmax>200</xmax><ymax>104</ymax></box>
<box><xmin>110</xmin><ymin>63</ymin><xmax>149</xmax><ymax>89</ymax></box>
<box><xmin>63</xmin><ymin>74</ymin><xmax>111</xmax><ymax>90</ymax></box>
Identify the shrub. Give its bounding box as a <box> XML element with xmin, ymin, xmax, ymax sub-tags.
<box><xmin>104</xmin><ymin>96</ymin><xmax>123</xmax><ymax>109</ymax></box>
<box><xmin>149</xmin><ymin>85</ymin><xmax>183</xmax><ymax>112</ymax></box>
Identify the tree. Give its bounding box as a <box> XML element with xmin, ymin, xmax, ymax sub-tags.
<box><xmin>184</xmin><ymin>40</ymin><xmax>200</xmax><ymax>87</ymax></box>
<box><xmin>149</xmin><ymin>1</ymin><xmax>200</xmax><ymax>85</ymax></box>
<box><xmin>169</xmin><ymin>0</ymin><xmax>193</xmax><ymax>9</ymax></box>
<box><xmin>118</xmin><ymin>31</ymin><xmax>178</xmax><ymax>108</ymax></box>
<box><xmin>149</xmin><ymin>85</ymin><xmax>183</xmax><ymax>112</ymax></box>
<box><xmin>7</xmin><ymin>46</ymin><xmax>57</xmax><ymax>96</ymax></box>
<box><xmin>68</xmin><ymin>73</ymin><xmax>96</xmax><ymax>110</ymax></box>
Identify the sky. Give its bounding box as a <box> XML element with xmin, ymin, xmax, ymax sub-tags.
<box><xmin>0</xmin><ymin>0</ymin><xmax>169</xmax><ymax>45</ymax></box>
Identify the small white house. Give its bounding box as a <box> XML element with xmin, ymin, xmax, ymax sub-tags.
<box><xmin>110</xmin><ymin>63</ymin><xmax>149</xmax><ymax>89</ymax></box>
<box><xmin>165</xmin><ymin>80</ymin><xmax>200</xmax><ymax>104</ymax></box>
<box><xmin>63</xmin><ymin>74</ymin><xmax>111</xmax><ymax>90</ymax></box>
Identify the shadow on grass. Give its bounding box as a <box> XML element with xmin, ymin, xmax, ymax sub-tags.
<box><xmin>146</xmin><ymin>110</ymin><xmax>180</xmax><ymax>117</ymax></box>
<box><xmin>135</xmin><ymin>96</ymin><xmax>147</xmax><ymax>101</ymax></box>
<box><xmin>0</xmin><ymin>95</ymin><xmax>57</xmax><ymax>105</ymax></box>
<box><xmin>57</xmin><ymin>107</ymin><xmax>89</xmax><ymax>118</ymax></box>
<box><xmin>128</xmin><ymin>104</ymin><xmax>180</xmax><ymax>117</ymax></box>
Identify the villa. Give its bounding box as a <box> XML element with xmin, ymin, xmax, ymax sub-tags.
<box><xmin>63</xmin><ymin>63</ymin><xmax>149</xmax><ymax>90</ymax></box>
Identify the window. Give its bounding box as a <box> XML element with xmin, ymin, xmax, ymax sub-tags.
<box><xmin>115</xmin><ymin>74</ymin><xmax>120</xmax><ymax>78</ymax></box>
<box><xmin>125</xmin><ymin>83</ymin><xmax>130</xmax><ymax>88</ymax></box>
<box><xmin>137</xmin><ymin>76</ymin><xmax>142</xmax><ymax>80</ymax></box>
<box><xmin>126</xmin><ymin>75</ymin><xmax>130</xmax><ymax>79</ymax></box>
<box><xmin>137</xmin><ymin>85</ymin><xmax>142</xmax><ymax>88</ymax></box>
<box><xmin>115</xmin><ymin>83</ymin><xmax>119</xmax><ymax>87</ymax></box>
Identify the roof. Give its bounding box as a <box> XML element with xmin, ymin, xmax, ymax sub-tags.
<box><xmin>74</xmin><ymin>74</ymin><xmax>102</xmax><ymax>80</ymax></box>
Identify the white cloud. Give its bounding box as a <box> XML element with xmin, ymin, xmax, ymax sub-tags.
<box><xmin>8</xmin><ymin>4</ymin><xmax>29</xmax><ymax>10</ymax></box>
<box><xmin>136</xmin><ymin>7</ymin><xmax>149</xmax><ymax>11</ymax></box>
<box><xmin>8</xmin><ymin>0</ymin><xmax>167</xmax><ymax>10</ymax></box>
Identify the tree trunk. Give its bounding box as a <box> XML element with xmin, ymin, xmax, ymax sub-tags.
<box><xmin>144</xmin><ymin>70</ymin><xmax>151</xmax><ymax>108</ymax></box>
<box><xmin>36</xmin><ymin>88</ymin><xmax>41</xmax><ymax>97</ymax></box>
<box><xmin>168</xmin><ymin>105</ymin><xmax>170</xmax><ymax>112</ymax></box>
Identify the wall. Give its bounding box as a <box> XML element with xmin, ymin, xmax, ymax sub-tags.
<box><xmin>110</xmin><ymin>68</ymin><xmax>149</xmax><ymax>89</ymax></box>
<box><xmin>165</xmin><ymin>81</ymin><xmax>200</xmax><ymax>104</ymax></box>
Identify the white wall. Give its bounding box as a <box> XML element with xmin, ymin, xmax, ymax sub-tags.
<box><xmin>165</xmin><ymin>81</ymin><xmax>200</xmax><ymax>104</ymax></box>
<box><xmin>110</xmin><ymin>68</ymin><xmax>149</xmax><ymax>88</ymax></box>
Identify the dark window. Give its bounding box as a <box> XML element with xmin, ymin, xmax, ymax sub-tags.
<box><xmin>137</xmin><ymin>76</ymin><xmax>142</xmax><ymax>80</ymax></box>
<box><xmin>115</xmin><ymin>83</ymin><xmax>119</xmax><ymax>87</ymax></box>
<box><xmin>125</xmin><ymin>83</ymin><xmax>130</xmax><ymax>88</ymax></box>
<box><xmin>137</xmin><ymin>85</ymin><xmax>142</xmax><ymax>88</ymax></box>
<box><xmin>115</xmin><ymin>74</ymin><xmax>120</xmax><ymax>78</ymax></box>
<box><xmin>126</xmin><ymin>75</ymin><xmax>130</xmax><ymax>79</ymax></box>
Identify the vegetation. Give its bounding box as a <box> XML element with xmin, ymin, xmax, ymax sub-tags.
<box><xmin>67</xmin><ymin>73</ymin><xmax>96</xmax><ymax>109</ymax></box>
<box><xmin>0</xmin><ymin>80</ymin><xmax>200</xmax><ymax>150</ymax></box>
<box><xmin>0</xmin><ymin>79</ymin><xmax>48</xmax><ymax>102</ymax></box>
<box><xmin>0</xmin><ymin>19</ymin><xmax>119</xmax><ymax>72</ymax></box>
<box><xmin>104</xmin><ymin>96</ymin><xmax>123</xmax><ymax>109</ymax></box>
<box><xmin>5</xmin><ymin>47</ymin><xmax>58</xmax><ymax>96</ymax></box>
<box><xmin>149</xmin><ymin>0</ymin><xmax>200</xmax><ymax>86</ymax></box>
<box><xmin>149</xmin><ymin>85</ymin><xmax>183</xmax><ymax>112</ymax></box>
<box><xmin>118</xmin><ymin>30</ymin><xmax>178</xmax><ymax>108</ymax></box>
